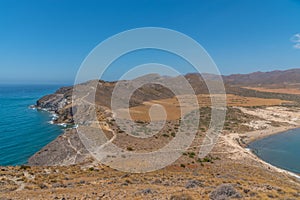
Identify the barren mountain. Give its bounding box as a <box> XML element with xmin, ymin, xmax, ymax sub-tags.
<box><xmin>223</xmin><ymin>68</ymin><xmax>300</xmax><ymax>86</ymax></box>
<box><xmin>2</xmin><ymin>69</ymin><xmax>300</xmax><ymax>199</ymax></box>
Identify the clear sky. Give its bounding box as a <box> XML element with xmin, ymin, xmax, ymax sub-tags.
<box><xmin>0</xmin><ymin>0</ymin><xmax>300</xmax><ymax>84</ymax></box>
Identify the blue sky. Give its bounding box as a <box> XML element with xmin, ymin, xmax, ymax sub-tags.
<box><xmin>0</xmin><ymin>0</ymin><xmax>300</xmax><ymax>84</ymax></box>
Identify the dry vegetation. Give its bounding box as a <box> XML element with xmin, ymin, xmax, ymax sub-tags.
<box><xmin>125</xmin><ymin>94</ymin><xmax>290</xmax><ymax>121</ymax></box>
<box><xmin>1</xmin><ymin>161</ymin><xmax>300</xmax><ymax>200</ymax></box>
<box><xmin>3</xmin><ymin>77</ymin><xmax>300</xmax><ymax>199</ymax></box>
<box><xmin>244</xmin><ymin>87</ymin><xmax>300</xmax><ymax>95</ymax></box>
<box><xmin>2</xmin><ymin>106</ymin><xmax>300</xmax><ymax>199</ymax></box>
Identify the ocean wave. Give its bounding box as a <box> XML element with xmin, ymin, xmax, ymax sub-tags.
<box><xmin>58</xmin><ymin>123</ymin><xmax>67</xmax><ymax>127</ymax></box>
<box><xmin>28</xmin><ymin>105</ymin><xmax>36</xmax><ymax>110</ymax></box>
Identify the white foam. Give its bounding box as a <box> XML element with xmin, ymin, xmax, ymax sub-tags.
<box><xmin>58</xmin><ymin>123</ymin><xmax>67</xmax><ymax>127</ymax></box>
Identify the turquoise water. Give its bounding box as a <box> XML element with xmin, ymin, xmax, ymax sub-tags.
<box><xmin>248</xmin><ymin>129</ymin><xmax>300</xmax><ymax>174</ymax></box>
<box><xmin>0</xmin><ymin>85</ymin><xmax>64</xmax><ymax>166</ymax></box>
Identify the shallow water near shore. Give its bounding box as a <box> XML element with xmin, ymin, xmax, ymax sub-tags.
<box><xmin>0</xmin><ymin>85</ymin><xmax>64</xmax><ymax>166</ymax></box>
<box><xmin>248</xmin><ymin>128</ymin><xmax>300</xmax><ymax>174</ymax></box>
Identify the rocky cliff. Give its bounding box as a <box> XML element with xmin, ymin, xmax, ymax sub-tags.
<box><xmin>36</xmin><ymin>86</ymin><xmax>74</xmax><ymax>124</ymax></box>
<box><xmin>28</xmin><ymin>70</ymin><xmax>300</xmax><ymax>166</ymax></box>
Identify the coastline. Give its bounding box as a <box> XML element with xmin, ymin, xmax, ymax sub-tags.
<box><xmin>241</xmin><ymin>125</ymin><xmax>300</xmax><ymax>145</ymax></box>
<box><xmin>32</xmin><ymin>111</ymin><xmax>300</xmax><ymax>181</ymax></box>
<box><xmin>247</xmin><ymin>150</ymin><xmax>300</xmax><ymax>181</ymax></box>
<box><xmin>34</xmin><ymin>106</ymin><xmax>70</xmax><ymax>128</ymax></box>
<box><xmin>238</xmin><ymin>125</ymin><xmax>300</xmax><ymax>180</ymax></box>
<box><xmin>28</xmin><ymin>86</ymin><xmax>300</xmax><ymax>184</ymax></box>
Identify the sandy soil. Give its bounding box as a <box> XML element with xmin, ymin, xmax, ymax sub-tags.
<box><xmin>122</xmin><ymin>94</ymin><xmax>290</xmax><ymax>121</ymax></box>
<box><xmin>240</xmin><ymin>125</ymin><xmax>299</xmax><ymax>144</ymax></box>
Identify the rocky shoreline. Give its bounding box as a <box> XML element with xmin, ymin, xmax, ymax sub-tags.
<box><xmin>28</xmin><ymin>85</ymin><xmax>94</xmax><ymax>166</ymax></box>
<box><xmin>35</xmin><ymin>86</ymin><xmax>74</xmax><ymax>124</ymax></box>
<box><xmin>29</xmin><ymin>82</ymin><xmax>300</xmax><ymax>175</ymax></box>
<box><xmin>3</xmin><ymin>76</ymin><xmax>300</xmax><ymax>199</ymax></box>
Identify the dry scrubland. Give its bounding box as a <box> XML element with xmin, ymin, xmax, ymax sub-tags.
<box><xmin>2</xmin><ymin>83</ymin><xmax>300</xmax><ymax>199</ymax></box>
<box><xmin>1</xmin><ymin>161</ymin><xmax>300</xmax><ymax>199</ymax></box>
<box><xmin>127</xmin><ymin>94</ymin><xmax>290</xmax><ymax>121</ymax></box>
<box><xmin>243</xmin><ymin>86</ymin><xmax>300</xmax><ymax>95</ymax></box>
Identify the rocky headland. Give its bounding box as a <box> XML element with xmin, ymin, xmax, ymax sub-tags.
<box><xmin>2</xmin><ymin>70</ymin><xmax>300</xmax><ymax>199</ymax></box>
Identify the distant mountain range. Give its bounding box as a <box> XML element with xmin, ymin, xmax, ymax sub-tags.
<box><xmin>222</xmin><ymin>68</ymin><xmax>300</xmax><ymax>86</ymax></box>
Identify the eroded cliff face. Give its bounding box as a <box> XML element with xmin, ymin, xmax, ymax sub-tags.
<box><xmin>5</xmin><ymin>71</ymin><xmax>300</xmax><ymax>199</ymax></box>
<box><xmin>36</xmin><ymin>87</ymin><xmax>72</xmax><ymax>111</ymax></box>
<box><xmin>30</xmin><ymin>86</ymin><xmax>91</xmax><ymax>166</ymax></box>
<box><xmin>28</xmin><ymin>73</ymin><xmax>300</xmax><ymax>167</ymax></box>
<box><xmin>36</xmin><ymin>86</ymin><xmax>74</xmax><ymax>124</ymax></box>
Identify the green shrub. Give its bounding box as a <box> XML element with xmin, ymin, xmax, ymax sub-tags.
<box><xmin>127</xmin><ymin>147</ymin><xmax>134</xmax><ymax>151</ymax></box>
<box><xmin>20</xmin><ymin>165</ymin><xmax>31</xmax><ymax>170</ymax></box>
<box><xmin>188</xmin><ymin>152</ymin><xmax>195</xmax><ymax>158</ymax></box>
<box><xmin>88</xmin><ymin>167</ymin><xmax>94</xmax><ymax>171</ymax></box>
<box><xmin>162</xmin><ymin>133</ymin><xmax>169</xmax><ymax>137</ymax></box>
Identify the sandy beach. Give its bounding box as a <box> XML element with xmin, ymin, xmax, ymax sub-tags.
<box><xmin>240</xmin><ymin>125</ymin><xmax>300</xmax><ymax>145</ymax></box>
<box><xmin>204</xmin><ymin>106</ymin><xmax>300</xmax><ymax>185</ymax></box>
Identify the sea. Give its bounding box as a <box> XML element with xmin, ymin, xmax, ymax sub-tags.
<box><xmin>248</xmin><ymin>128</ymin><xmax>300</xmax><ymax>174</ymax></box>
<box><xmin>0</xmin><ymin>85</ymin><xmax>64</xmax><ymax>166</ymax></box>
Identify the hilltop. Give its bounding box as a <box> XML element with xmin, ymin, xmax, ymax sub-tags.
<box><xmin>223</xmin><ymin>68</ymin><xmax>300</xmax><ymax>86</ymax></box>
<box><xmin>1</xmin><ymin>69</ymin><xmax>300</xmax><ymax>199</ymax></box>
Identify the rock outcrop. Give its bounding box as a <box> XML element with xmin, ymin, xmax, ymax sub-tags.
<box><xmin>36</xmin><ymin>86</ymin><xmax>72</xmax><ymax>111</ymax></box>
<box><xmin>36</xmin><ymin>86</ymin><xmax>74</xmax><ymax>124</ymax></box>
<box><xmin>29</xmin><ymin>70</ymin><xmax>300</xmax><ymax>166</ymax></box>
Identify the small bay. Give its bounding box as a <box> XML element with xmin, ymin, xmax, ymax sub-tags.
<box><xmin>248</xmin><ymin>128</ymin><xmax>300</xmax><ymax>174</ymax></box>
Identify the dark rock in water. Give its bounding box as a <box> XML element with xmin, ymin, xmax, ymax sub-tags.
<box><xmin>28</xmin><ymin>129</ymin><xmax>91</xmax><ymax>166</ymax></box>
<box><xmin>28</xmin><ymin>105</ymin><xmax>36</xmax><ymax>109</ymax></box>
<box><xmin>210</xmin><ymin>184</ymin><xmax>242</xmax><ymax>200</ymax></box>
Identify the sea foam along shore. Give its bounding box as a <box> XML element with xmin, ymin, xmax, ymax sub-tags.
<box><xmin>29</xmin><ymin>104</ymin><xmax>58</xmax><ymax>124</ymax></box>
<box><xmin>31</xmin><ymin>105</ymin><xmax>72</xmax><ymax>128</ymax></box>
<box><xmin>240</xmin><ymin>125</ymin><xmax>300</xmax><ymax>181</ymax></box>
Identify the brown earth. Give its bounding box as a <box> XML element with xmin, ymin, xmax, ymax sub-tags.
<box><xmin>126</xmin><ymin>94</ymin><xmax>290</xmax><ymax>121</ymax></box>
<box><xmin>244</xmin><ymin>87</ymin><xmax>300</xmax><ymax>95</ymax></box>
<box><xmin>3</xmin><ymin>70</ymin><xmax>300</xmax><ymax>199</ymax></box>
<box><xmin>2</xmin><ymin>106</ymin><xmax>300</xmax><ymax>199</ymax></box>
<box><xmin>1</xmin><ymin>161</ymin><xmax>300</xmax><ymax>200</ymax></box>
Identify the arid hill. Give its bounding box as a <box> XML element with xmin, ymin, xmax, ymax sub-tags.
<box><xmin>223</xmin><ymin>68</ymin><xmax>300</xmax><ymax>86</ymax></box>
<box><xmin>2</xmin><ymin>69</ymin><xmax>300</xmax><ymax>199</ymax></box>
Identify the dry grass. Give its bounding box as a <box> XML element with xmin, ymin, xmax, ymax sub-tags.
<box><xmin>118</xmin><ymin>94</ymin><xmax>290</xmax><ymax>121</ymax></box>
<box><xmin>244</xmin><ymin>87</ymin><xmax>300</xmax><ymax>95</ymax></box>
<box><xmin>1</xmin><ymin>161</ymin><xmax>299</xmax><ymax>200</ymax></box>
<box><xmin>1</xmin><ymin>105</ymin><xmax>300</xmax><ymax>199</ymax></box>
